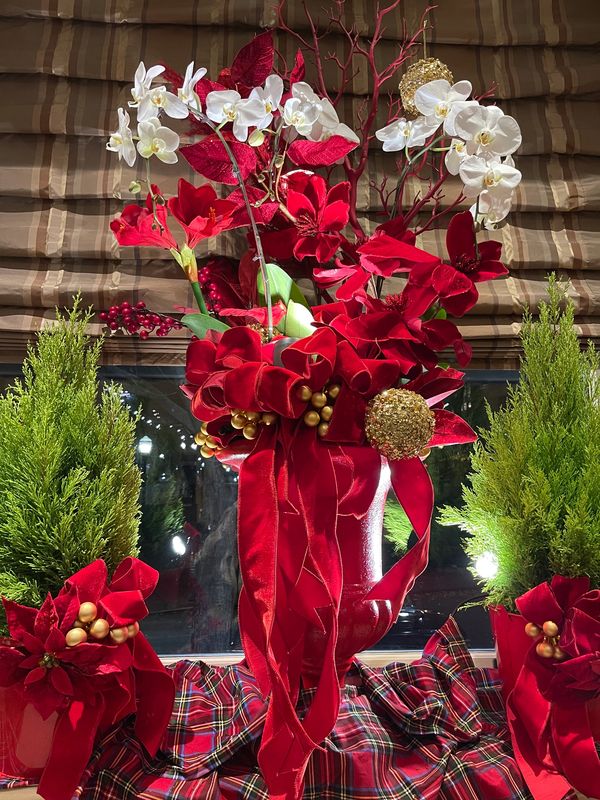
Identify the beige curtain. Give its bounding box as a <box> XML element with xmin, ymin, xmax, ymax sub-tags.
<box><xmin>0</xmin><ymin>0</ymin><xmax>598</xmax><ymax>366</ymax></box>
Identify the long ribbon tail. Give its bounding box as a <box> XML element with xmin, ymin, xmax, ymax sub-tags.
<box><xmin>37</xmin><ymin>697</ymin><xmax>104</xmax><ymax>800</ymax></box>
<box><xmin>506</xmin><ymin>653</ymin><xmax>571</xmax><ymax>800</ymax></box>
<box><xmin>552</xmin><ymin>701</ymin><xmax>600</xmax><ymax>798</ymax></box>
<box><xmin>238</xmin><ymin>426</ymin><xmax>343</xmax><ymax>800</ymax></box>
<box><xmin>364</xmin><ymin>456</ymin><xmax>432</xmax><ymax>619</ymax></box>
<box><xmin>131</xmin><ymin>634</ymin><xmax>176</xmax><ymax>756</ymax></box>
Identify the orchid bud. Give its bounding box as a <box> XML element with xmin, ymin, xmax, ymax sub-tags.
<box><xmin>248</xmin><ymin>129</ymin><xmax>266</xmax><ymax>147</ymax></box>
<box><xmin>129</xmin><ymin>180</ymin><xmax>142</xmax><ymax>194</ymax></box>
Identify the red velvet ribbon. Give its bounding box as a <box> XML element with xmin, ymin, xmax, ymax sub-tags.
<box><xmin>236</xmin><ymin>424</ymin><xmax>433</xmax><ymax>800</ymax></box>
<box><xmin>507</xmin><ymin>651</ymin><xmax>600</xmax><ymax>799</ymax></box>
<box><xmin>183</xmin><ymin>328</ymin><xmax>471</xmax><ymax>800</ymax></box>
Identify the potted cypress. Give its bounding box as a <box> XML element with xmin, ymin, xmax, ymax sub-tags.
<box><xmin>441</xmin><ymin>277</ymin><xmax>600</xmax><ymax>800</ymax></box>
<box><xmin>0</xmin><ymin>301</ymin><xmax>142</xmax><ymax>783</ymax></box>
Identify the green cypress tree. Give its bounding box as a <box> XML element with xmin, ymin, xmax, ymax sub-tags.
<box><xmin>441</xmin><ymin>277</ymin><xmax>600</xmax><ymax>608</ymax></box>
<box><xmin>0</xmin><ymin>300</ymin><xmax>141</xmax><ymax>632</ymax></box>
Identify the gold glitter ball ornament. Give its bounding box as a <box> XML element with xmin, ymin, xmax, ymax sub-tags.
<box><xmin>365</xmin><ymin>389</ymin><xmax>435</xmax><ymax>461</ymax></box>
<box><xmin>399</xmin><ymin>58</ymin><xmax>454</xmax><ymax>118</ymax></box>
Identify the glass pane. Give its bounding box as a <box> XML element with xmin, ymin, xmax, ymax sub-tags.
<box><xmin>0</xmin><ymin>366</ymin><xmax>515</xmax><ymax>655</ymax></box>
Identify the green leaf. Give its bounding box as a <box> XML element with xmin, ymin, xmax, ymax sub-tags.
<box><xmin>181</xmin><ymin>313</ymin><xmax>230</xmax><ymax>338</ymax></box>
<box><xmin>434</xmin><ymin>307</ymin><xmax>447</xmax><ymax>319</ymax></box>
<box><xmin>257</xmin><ymin>262</ymin><xmax>309</xmax><ymax>309</ymax></box>
<box><xmin>283</xmin><ymin>300</ymin><xmax>316</xmax><ymax>338</ymax></box>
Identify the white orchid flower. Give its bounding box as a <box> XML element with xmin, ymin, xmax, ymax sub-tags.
<box><xmin>375</xmin><ymin>116</ymin><xmax>439</xmax><ymax>152</ymax></box>
<box><xmin>454</xmin><ymin>105</ymin><xmax>522</xmax><ymax>157</ymax></box>
<box><xmin>137</xmin><ymin>85</ymin><xmax>189</xmax><ymax>122</ymax></box>
<box><xmin>414</xmin><ymin>79</ymin><xmax>478</xmax><ymax>136</ymax></box>
<box><xmin>459</xmin><ymin>154</ymin><xmax>522</xmax><ymax>199</ymax></box>
<box><xmin>307</xmin><ymin>97</ymin><xmax>360</xmax><ymax>144</ymax></box>
<box><xmin>178</xmin><ymin>62</ymin><xmax>207</xmax><ymax>110</ymax></box>
<box><xmin>470</xmin><ymin>190</ymin><xmax>513</xmax><ymax>230</ymax></box>
<box><xmin>282</xmin><ymin>96</ymin><xmax>321</xmax><ymax>137</ymax></box>
<box><xmin>290</xmin><ymin>81</ymin><xmax>323</xmax><ymax>107</ymax></box>
<box><xmin>129</xmin><ymin>62</ymin><xmax>165</xmax><ymax>107</ymax></box>
<box><xmin>249</xmin><ymin>75</ymin><xmax>284</xmax><ymax>130</ymax></box>
<box><xmin>136</xmin><ymin>117</ymin><xmax>180</xmax><ymax>164</ymax></box>
<box><xmin>106</xmin><ymin>108</ymin><xmax>136</xmax><ymax>166</ymax></box>
<box><xmin>445</xmin><ymin>138</ymin><xmax>468</xmax><ymax>175</ymax></box>
<box><xmin>205</xmin><ymin>89</ymin><xmax>265</xmax><ymax>141</ymax></box>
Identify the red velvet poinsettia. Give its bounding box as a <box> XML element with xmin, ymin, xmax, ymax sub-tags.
<box><xmin>324</xmin><ymin>286</ymin><xmax>471</xmax><ymax>374</ymax></box>
<box><xmin>110</xmin><ymin>191</ymin><xmax>178</xmax><ymax>250</ymax></box>
<box><xmin>168</xmin><ymin>178</ymin><xmax>239</xmax><ymax>248</ymax></box>
<box><xmin>409</xmin><ymin>211</ymin><xmax>507</xmax><ymax>317</ymax></box>
<box><xmin>357</xmin><ymin>224</ymin><xmax>439</xmax><ymax>278</ymax></box>
<box><xmin>324</xmin><ymin>217</ymin><xmax>439</xmax><ymax>300</ymax></box>
<box><xmin>0</xmin><ymin>593</ymin><xmax>131</xmax><ymax>719</ymax></box>
<box><xmin>261</xmin><ymin>172</ymin><xmax>350</xmax><ymax>264</ymax></box>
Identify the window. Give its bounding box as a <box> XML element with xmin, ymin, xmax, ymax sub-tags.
<box><xmin>0</xmin><ymin>366</ymin><xmax>515</xmax><ymax>656</ymax></box>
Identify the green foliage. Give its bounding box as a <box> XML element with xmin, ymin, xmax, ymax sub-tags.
<box><xmin>0</xmin><ymin>300</ymin><xmax>141</xmax><ymax>631</ymax></box>
<box><xmin>441</xmin><ymin>277</ymin><xmax>600</xmax><ymax>608</ymax></box>
<box><xmin>383</xmin><ymin>498</ymin><xmax>412</xmax><ymax>555</ymax></box>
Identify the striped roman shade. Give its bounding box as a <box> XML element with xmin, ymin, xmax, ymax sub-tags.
<box><xmin>0</xmin><ymin>0</ymin><xmax>599</xmax><ymax>366</ymax></box>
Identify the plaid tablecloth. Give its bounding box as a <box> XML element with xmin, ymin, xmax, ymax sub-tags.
<box><xmin>3</xmin><ymin>617</ymin><xmax>569</xmax><ymax>799</ymax></box>
<box><xmin>76</xmin><ymin>617</ymin><xmax>538</xmax><ymax>800</ymax></box>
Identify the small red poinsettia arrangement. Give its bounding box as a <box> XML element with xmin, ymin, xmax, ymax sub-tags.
<box><xmin>103</xmin><ymin>4</ymin><xmax>521</xmax><ymax>799</ymax></box>
<box><xmin>492</xmin><ymin>576</ymin><xmax>600</xmax><ymax>800</ymax></box>
<box><xmin>0</xmin><ymin>559</ymin><xmax>174</xmax><ymax>800</ymax></box>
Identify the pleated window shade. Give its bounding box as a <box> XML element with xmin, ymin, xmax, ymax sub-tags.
<box><xmin>0</xmin><ymin>0</ymin><xmax>599</xmax><ymax>367</ymax></box>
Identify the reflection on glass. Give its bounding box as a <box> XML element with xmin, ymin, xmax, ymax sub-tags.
<box><xmin>0</xmin><ymin>366</ymin><xmax>515</xmax><ymax>655</ymax></box>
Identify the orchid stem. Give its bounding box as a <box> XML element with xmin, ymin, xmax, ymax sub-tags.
<box><xmin>189</xmin><ymin>110</ymin><xmax>274</xmax><ymax>340</ymax></box>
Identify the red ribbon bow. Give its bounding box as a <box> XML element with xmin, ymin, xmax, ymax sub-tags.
<box><xmin>0</xmin><ymin>558</ymin><xmax>175</xmax><ymax>800</ymax></box>
<box><xmin>498</xmin><ymin>576</ymin><xmax>600</xmax><ymax>799</ymax></box>
<box><xmin>185</xmin><ymin>326</ymin><xmax>475</xmax><ymax>800</ymax></box>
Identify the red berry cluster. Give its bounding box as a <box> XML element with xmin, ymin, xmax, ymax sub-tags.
<box><xmin>198</xmin><ymin>267</ymin><xmax>224</xmax><ymax>314</ymax></box>
<box><xmin>99</xmin><ymin>301</ymin><xmax>183</xmax><ymax>340</ymax></box>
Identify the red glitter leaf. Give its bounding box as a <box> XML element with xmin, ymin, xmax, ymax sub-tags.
<box><xmin>287</xmin><ymin>136</ymin><xmax>358</xmax><ymax>167</ymax></box>
<box><xmin>289</xmin><ymin>50</ymin><xmax>305</xmax><ymax>84</ymax></box>
<box><xmin>180</xmin><ymin>134</ymin><xmax>257</xmax><ymax>185</ymax></box>
<box><xmin>230</xmin><ymin>31</ymin><xmax>274</xmax><ymax>87</ymax></box>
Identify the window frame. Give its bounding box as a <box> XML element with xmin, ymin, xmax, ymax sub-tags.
<box><xmin>0</xmin><ymin>364</ymin><xmax>514</xmax><ymax>664</ymax></box>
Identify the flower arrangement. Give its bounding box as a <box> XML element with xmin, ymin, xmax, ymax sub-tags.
<box><xmin>104</xmin><ymin>3</ymin><xmax>522</xmax><ymax>798</ymax></box>
<box><xmin>0</xmin><ymin>558</ymin><xmax>175</xmax><ymax>800</ymax></box>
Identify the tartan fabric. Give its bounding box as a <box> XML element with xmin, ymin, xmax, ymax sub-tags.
<box><xmin>69</xmin><ymin>617</ymin><xmax>558</xmax><ymax>800</ymax></box>
<box><xmin>0</xmin><ymin>2</ymin><xmax>599</xmax><ymax>367</ymax></box>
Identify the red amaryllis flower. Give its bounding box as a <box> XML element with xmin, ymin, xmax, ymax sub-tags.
<box><xmin>410</xmin><ymin>211</ymin><xmax>507</xmax><ymax>317</ymax></box>
<box><xmin>261</xmin><ymin>172</ymin><xmax>350</xmax><ymax>264</ymax></box>
<box><xmin>111</xmin><ymin>191</ymin><xmax>178</xmax><ymax>250</ymax></box>
<box><xmin>167</xmin><ymin>178</ymin><xmax>238</xmax><ymax>248</ymax></box>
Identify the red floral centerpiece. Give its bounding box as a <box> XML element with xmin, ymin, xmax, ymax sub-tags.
<box><xmin>0</xmin><ymin>558</ymin><xmax>175</xmax><ymax>800</ymax></box>
<box><xmin>104</xmin><ymin>5</ymin><xmax>522</xmax><ymax>797</ymax></box>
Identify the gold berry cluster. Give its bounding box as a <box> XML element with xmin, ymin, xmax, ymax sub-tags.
<box><xmin>525</xmin><ymin>620</ymin><xmax>566</xmax><ymax>661</ymax></box>
<box><xmin>64</xmin><ymin>602</ymin><xmax>140</xmax><ymax>648</ymax></box>
<box><xmin>399</xmin><ymin>57</ymin><xmax>454</xmax><ymax>117</ymax></box>
<box><xmin>195</xmin><ymin>422</ymin><xmax>223</xmax><ymax>458</ymax></box>
<box><xmin>298</xmin><ymin>383</ymin><xmax>340</xmax><ymax>438</ymax></box>
<box><xmin>230</xmin><ymin>408</ymin><xmax>278</xmax><ymax>440</ymax></box>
